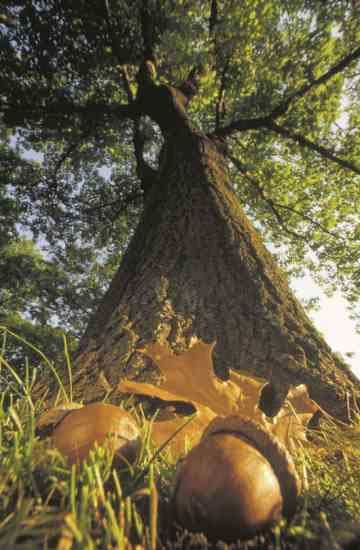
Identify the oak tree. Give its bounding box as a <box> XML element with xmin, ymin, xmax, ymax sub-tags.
<box><xmin>1</xmin><ymin>0</ymin><xmax>360</xmax><ymax>418</ymax></box>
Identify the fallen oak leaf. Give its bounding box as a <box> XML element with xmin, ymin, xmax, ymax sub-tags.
<box><xmin>149</xmin><ymin>413</ymin><xmax>215</xmax><ymax>458</ymax></box>
<box><xmin>228</xmin><ymin>369</ymin><xmax>270</xmax><ymax>419</ymax></box>
<box><xmin>286</xmin><ymin>384</ymin><xmax>323</xmax><ymax>416</ymax></box>
<box><xmin>116</xmin><ymin>340</ymin><xmax>324</xmax><ymax>459</ymax></box>
<box><xmin>272</xmin><ymin>412</ymin><xmax>315</xmax><ymax>451</ymax></box>
<box><xmin>117</xmin><ymin>340</ymin><xmax>267</xmax><ymax>458</ymax></box>
<box><xmin>271</xmin><ymin>384</ymin><xmax>325</xmax><ymax>450</ymax></box>
<box><xmin>116</xmin><ymin>377</ymin><xmax>217</xmax><ymax>458</ymax></box>
<box><xmin>136</xmin><ymin>340</ymin><xmax>267</xmax><ymax>417</ymax></box>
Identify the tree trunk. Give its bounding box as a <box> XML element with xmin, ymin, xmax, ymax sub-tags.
<box><xmin>67</xmin><ymin>127</ymin><xmax>359</xmax><ymax>421</ymax></box>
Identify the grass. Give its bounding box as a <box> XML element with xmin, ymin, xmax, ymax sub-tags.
<box><xmin>1</xmin><ymin>330</ymin><xmax>360</xmax><ymax>549</ymax></box>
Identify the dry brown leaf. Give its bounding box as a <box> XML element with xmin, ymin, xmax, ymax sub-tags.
<box><xmin>118</xmin><ymin>341</ymin><xmax>265</xmax><ymax>458</ymax></box>
<box><xmin>136</xmin><ymin>341</ymin><xmax>267</xmax><ymax>417</ymax></box>
<box><xmin>271</xmin><ymin>384</ymin><xmax>324</xmax><ymax>450</ymax></box>
<box><xmin>115</xmin><ymin>376</ymin><xmax>217</xmax><ymax>456</ymax></box>
<box><xmin>287</xmin><ymin>384</ymin><xmax>322</xmax><ymax>416</ymax></box>
<box><xmin>117</xmin><ymin>340</ymin><xmax>323</xmax><ymax>459</ymax></box>
<box><xmin>272</xmin><ymin>413</ymin><xmax>314</xmax><ymax>450</ymax></box>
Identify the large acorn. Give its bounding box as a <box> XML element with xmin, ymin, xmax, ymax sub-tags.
<box><xmin>37</xmin><ymin>402</ymin><xmax>141</xmax><ymax>466</ymax></box>
<box><xmin>172</xmin><ymin>415</ymin><xmax>301</xmax><ymax>542</ymax></box>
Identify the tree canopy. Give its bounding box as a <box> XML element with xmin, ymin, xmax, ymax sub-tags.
<box><xmin>1</xmin><ymin>0</ymin><xmax>359</xmax><ymax>369</ymax></box>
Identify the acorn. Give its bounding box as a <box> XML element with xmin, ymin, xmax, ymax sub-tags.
<box><xmin>38</xmin><ymin>402</ymin><xmax>141</xmax><ymax>466</ymax></box>
<box><xmin>172</xmin><ymin>415</ymin><xmax>301</xmax><ymax>542</ymax></box>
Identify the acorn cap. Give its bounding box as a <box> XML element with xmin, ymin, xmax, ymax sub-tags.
<box><xmin>201</xmin><ymin>415</ymin><xmax>301</xmax><ymax>518</ymax></box>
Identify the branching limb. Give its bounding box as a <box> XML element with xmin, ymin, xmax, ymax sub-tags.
<box><xmin>133</xmin><ymin>121</ymin><xmax>159</xmax><ymax>194</ymax></box>
<box><xmin>178</xmin><ymin>65</ymin><xmax>204</xmax><ymax>105</ymax></box>
<box><xmin>266</xmin><ymin>121</ymin><xmax>360</xmax><ymax>176</ymax></box>
<box><xmin>2</xmin><ymin>100</ymin><xmax>138</xmax><ymax>129</ymax></box>
<box><xmin>227</xmin><ymin>152</ymin><xmax>347</xmax><ymax>242</ymax></box>
<box><xmin>120</xmin><ymin>63</ymin><xmax>159</xmax><ymax>194</ymax></box>
<box><xmin>269</xmin><ymin>45</ymin><xmax>360</xmax><ymax>119</ymax></box>
<box><xmin>209</xmin><ymin>0</ymin><xmax>218</xmax><ymax>35</ymax></box>
<box><xmin>54</xmin><ymin>140</ymin><xmax>81</xmax><ymax>174</ymax></box>
<box><xmin>50</xmin><ymin>135</ymin><xmax>88</xmax><ymax>192</ymax></box>
<box><xmin>119</xmin><ymin>66</ymin><xmax>135</xmax><ymax>103</ymax></box>
<box><xmin>208</xmin><ymin>0</ymin><xmax>230</xmax><ymax>129</ymax></box>
<box><xmin>104</xmin><ymin>5</ymin><xmax>159</xmax><ymax>191</ymax></box>
<box><xmin>215</xmin><ymin>59</ymin><xmax>230</xmax><ymax>130</ymax></box>
<box><xmin>211</xmin><ymin>115</ymin><xmax>274</xmax><ymax>137</ymax></box>
<box><xmin>140</xmin><ymin>0</ymin><xmax>156</xmax><ymax>62</ymax></box>
<box><xmin>83</xmin><ymin>189</ymin><xmax>143</xmax><ymax>218</ymax></box>
<box><xmin>53</xmin><ymin>122</ymin><xmax>98</xmax><ymax>177</ymax></box>
<box><xmin>228</xmin><ymin>154</ymin><xmax>305</xmax><ymax>239</ymax></box>
<box><xmin>269</xmin><ymin>200</ymin><xmax>347</xmax><ymax>243</ymax></box>
<box><xmin>214</xmin><ymin>45</ymin><xmax>360</xmax><ymax>139</ymax></box>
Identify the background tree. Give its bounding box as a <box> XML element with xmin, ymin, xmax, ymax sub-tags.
<box><xmin>0</xmin><ymin>121</ymin><xmax>130</xmax><ymax>377</ymax></box>
<box><xmin>1</xmin><ymin>0</ymin><xmax>359</xmax><ymax>418</ymax></box>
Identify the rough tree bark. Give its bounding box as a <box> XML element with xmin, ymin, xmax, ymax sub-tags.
<box><xmin>55</xmin><ymin>73</ymin><xmax>359</xmax><ymax>422</ymax></box>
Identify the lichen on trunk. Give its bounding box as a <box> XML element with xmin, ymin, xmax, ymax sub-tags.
<box><xmin>70</xmin><ymin>128</ymin><xmax>358</xmax><ymax>420</ymax></box>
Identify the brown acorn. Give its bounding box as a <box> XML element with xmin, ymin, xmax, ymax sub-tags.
<box><xmin>172</xmin><ymin>416</ymin><xmax>301</xmax><ymax>542</ymax></box>
<box><xmin>38</xmin><ymin>402</ymin><xmax>141</xmax><ymax>466</ymax></box>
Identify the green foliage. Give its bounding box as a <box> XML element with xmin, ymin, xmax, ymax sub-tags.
<box><xmin>0</xmin><ymin>136</ymin><xmax>136</xmax><ymax>368</ymax></box>
<box><xmin>0</xmin><ymin>0</ymin><xmax>359</xmax><ymax>349</ymax></box>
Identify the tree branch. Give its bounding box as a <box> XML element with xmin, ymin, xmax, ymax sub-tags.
<box><xmin>2</xmin><ymin>99</ymin><xmax>138</xmax><ymax>129</ymax></box>
<box><xmin>209</xmin><ymin>0</ymin><xmax>218</xmax><ymax>35</ymax></box>
<box><xmin>266</xmin><ymin>121</ymin><xmax>360</xmax><ymax>176</ymax></box>
<box><xmin>118</xmin><ymin>65</ymin><xmax>159</xmax><ymax>194</ymax></box>
<box><xmin>213</xmin><ymin>45</ymin><xmax>360</xmax><ymax>139</ymax></box>
<box><xmin>269</xmin><ymin>200</ymin><xmax>347</xmax><ymax>243</ymax></box>
<box><xmin>228</xmin><ymin>154</ymin><xmax>305</xmax><ymax>240</ymax></box>
<box><xmin>83</xmin><ymin>190</ymin><xmax>142</xmax><ymax>216</ymax></box>
<box><xmin>52</xmin><ymin>133</ymin><xmax>89</xmax><ymax>177</ymax></box>
<box><xmin>44</xmin><ymin>136</ymin><xmax>88</xmax><ymax>199</ymax></box>
<box><xmin>178</xmin><ymin>65</ymin><xmax>204</xmax><ymax>105</ymax></box>
<box><xmin>103</xmin><ymin>2</ymin><xmax>159</xmax><ymax>192</ymax></box>
<box><xmin>269</xmin><ymin>45</ymin><xmax>360</xmax><ymax>119</ymax></box>
<box><xmin>133</xmin><ymin>121</ymin><xmax>159</xmax><ymax>194</ymax></box>
<box><xmin>228</xmin><ymin>152</ymin><xmax>347</xmax><ymax>242</ymax></box>
<box><xmin>119</xmin><ymin>66</ymin><xmax>135</xmax><ymax>103</ymax></box>
<box><xmin>140</xmin><ymin>0</ymin><xmax>156</xmax><ymax>62</ymax></box>
<box><xmin>208</xmin><ymin>0</ymin><xmax>231</xmax><ymax>130</ymax></box>
<box><xmin>211</xmin><ymin>114</ymin><xmax>273</xmax><ymax>137</ymax></box>
<box><xmin>215</xmin><ymin>59</ymin><xmax>230</xmax><ymax>130</ymax></box>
